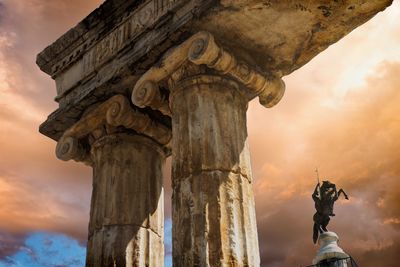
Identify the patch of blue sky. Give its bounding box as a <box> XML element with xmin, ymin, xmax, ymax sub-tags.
<box><xmin>165</xmin><ymin>218</ymin><xmax>172</xmax><ymax>267</ymax></box>
<box><xmin>1</xmin><ymin>218</ymin><xmax>174</xmax><ymax>267</ymax></box>
<box><xmin>0</xmin><ymin>232</ymin><xmax>86</xmax><ymax>267</ymax></box>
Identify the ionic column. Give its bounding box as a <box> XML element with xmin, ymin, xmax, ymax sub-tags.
<box><xmin>86</xmin><ymin>132</ymin><xmax>165</xmax><ymax>267</ymax></box>
<box><xmin>169</xmin><ymin>70</ymin><xmax>259</xmax><ymax>266</ymax></box>
<box><xmin>55</xmin><ymin>95</ymin><xmax>171</xmax><ymax>267</ymax></box>
<box><xmin>131</xmin><ymin>31</ymin><xmax>285</xmax><ymax>267</ymax></box>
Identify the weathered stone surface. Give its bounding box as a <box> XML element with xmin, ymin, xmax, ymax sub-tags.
<box><xmin>171</xmin><ymin>74</ymin><xmax>251</xmax><ymax>180</ymax></box>
<box><xmin>38</xmin><ymin>0</ymin><xmax>215</xmax><ymax>141</ymax></box>
<box><xmin>37</xmin><ymin>0</ymin><xmax>392</xmax><ymax>142</ymax></box>
<box><xmin>131</xmin><ymin>31</ymin><xmax>286</xmax><ymax>115</ymax></box>
<box><xmin>87</xmin><ymin>133</ymin><xmax>166</xmax><ymax>267</ymax></box>
<box><xmin>55</xmin><ymin>94</ymin><xmax>171</xmax><ymax>164</ymax></box>
<box><xmin>52</xmin><ymin>94</ymin><xmax>170</xmax><ymax>266</ymax></box>
<box><xmin>193</xmin><ymin>0</ymin><xmax>393</xmax><ymax>76</ymax></box>
<box><xmin>50</xmin><ymin>0</ymin><xmax>204</xmax><ymax>99</ymax></box>
<box><xmin>173</xmin><ymin>171</ymin><xmax>259</xmax><ymax>266</ymax></box>
<box><xmin>170</xmin><ymin>73</ymin><xmax>259</xmax><ymax>266</ymax></box>
<box><xmin>88</xmin><ymin>225</ymin><xmax>163</xmax><ymax>267</ymax></box>
<box><xmin>37</xmin><ymin>0</ymin><xmax>175</xmax><ymax>76</ymax></box>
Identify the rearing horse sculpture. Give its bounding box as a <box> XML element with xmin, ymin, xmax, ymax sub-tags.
<box><xmin>312</xmin><ymin>180</ymin><xmax>349</xmax><ymax>244</ymax></box>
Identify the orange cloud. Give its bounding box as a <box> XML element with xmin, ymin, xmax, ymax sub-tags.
<box><xmin>250</xmin><ymin>49</ymin><xmax>400</xmax><ymax>267</ymax></box>
<box><xmin>0</xmin><ymin>0</ymin><xmax>399</xmax><ymax>266</ymax></box>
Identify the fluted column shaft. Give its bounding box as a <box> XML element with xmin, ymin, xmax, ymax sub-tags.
<box><xmin>86</xmin><ymin>133</ymin><xmax>165</xmax><ymax>267</ymax></box>
<box><xmin>170</xmin><ymin>74</ymin><xmax>260</xmax><ymax>266</ymax></box>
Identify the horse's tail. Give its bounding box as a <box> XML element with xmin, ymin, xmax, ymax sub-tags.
<box><xmin>313</xmin><ymin>223</ymin><xmax>319</xmax><ymax>244</ymax></box>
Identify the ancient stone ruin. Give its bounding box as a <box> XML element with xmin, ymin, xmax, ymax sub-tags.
<box><xmin>36</xmin><ymin>0</ymin><xmax>393</xmax><ymax>266</ymax></box>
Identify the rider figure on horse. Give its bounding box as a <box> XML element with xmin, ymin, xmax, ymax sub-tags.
<box><xmin>312</xmin><ymin>180</ymin><xmax>349</xmax><ymax>244</ymax></box>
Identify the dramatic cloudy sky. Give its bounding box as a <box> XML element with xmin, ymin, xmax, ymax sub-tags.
<box><xmin>0</xmin><ymin>0</ymin><xmax>399</xmax><ymax>266</ymax></box>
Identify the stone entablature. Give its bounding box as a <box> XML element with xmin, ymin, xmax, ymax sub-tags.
<box><xmin>38</xmin><ymin>0</ymin><xmax>392</xmax><ymax>143</ymax></box>
<box><xmin>46</xmin><ymin>0</ymin><xmax>195</xmax><ymax>99</ymax></box>
<box><xmin>37</xmin><ymin>0</ymin><xmax>188</xmax><ymax>77</ymax></box>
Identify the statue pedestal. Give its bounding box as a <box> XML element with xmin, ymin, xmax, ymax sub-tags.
<box><xmin>313</xmin><ymin>232</ymin><xmax>349</xmax><ymax>266</ymax></box>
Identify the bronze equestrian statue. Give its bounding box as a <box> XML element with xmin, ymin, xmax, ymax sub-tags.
<box><xmin>312</xmin><ymin>180</ymin><xmax>349</xmax><ymax>244</ymax></box>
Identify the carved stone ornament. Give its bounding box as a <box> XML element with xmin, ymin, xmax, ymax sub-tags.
<box><xmin>131</xmin><ymin>31</ymin><xmax>286</xmax><ymax>115</ymax></box>
<box><xmin>56</xmin><ymin>94</ymin><xmax>172</xmax><ymax>163</ymax></box>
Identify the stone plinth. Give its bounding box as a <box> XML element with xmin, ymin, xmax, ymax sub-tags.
<box><xmin>313</xmin><ymin>232</ymin><xmax>349</xmax><ymax>266</ymax></box>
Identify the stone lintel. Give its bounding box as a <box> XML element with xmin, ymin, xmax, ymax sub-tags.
<box><xmin>38</xmin><ymin>0</ymin><xmax>214</xmax><ymax>100</ymax></box>
<box><xmin>38</xmin><ymin>0</ymin><xmax>393</xmax><ymax>140</ymax></box>
<box><xmin>37</xmin><ymin>0</ymin><xmax>193</xmax><ymax>77</ymax></box>
<box><xmin>38</xmin><ymin>0</ymin><xmax>393</xmax><ymax>80</ymax></box>
<box><xmin>36</xmin><ymin>0</ymin><xmax>133</xmax><ymax>74</ymax></box>
<box><xmin>193</xmin><ymin>0</ymin><xmax>393</xmax><ymax>76</ymax></box>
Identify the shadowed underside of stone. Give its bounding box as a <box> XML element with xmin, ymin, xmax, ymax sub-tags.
<box><xmin>37</xmin><ymin>0</ymin><xmax>392</xmax><ymax>141</ymax></box>
<box><xmin>195</xmin><ymin>0</ymin><xmax>393</xmax><ymax>76</ymax></box>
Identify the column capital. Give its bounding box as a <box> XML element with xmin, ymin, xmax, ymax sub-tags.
<box><xmin>55</xmin><ymin>94</ymin><xmax>171</xmax><ymax>164</ymax></box>
<box><xmin>132</xmin><ymin>31</ymin><xmax>286</xmax><ymax>115</ymax></box>
<box><xmin>169</xmin><ymin>72</ymin><xmax>249</xmax><ymax>111</ymax></box>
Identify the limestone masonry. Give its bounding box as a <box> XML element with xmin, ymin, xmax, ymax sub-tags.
<box><xmin>37</xmin><ymin>0</ymin><xmax>392</xmax><ymax>266</ymax></box>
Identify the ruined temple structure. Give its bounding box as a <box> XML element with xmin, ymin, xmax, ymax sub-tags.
<box><xmin>36</xmin><ymin>1</ymin><xmax>393</xmax><ymax>266</ymax></box>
